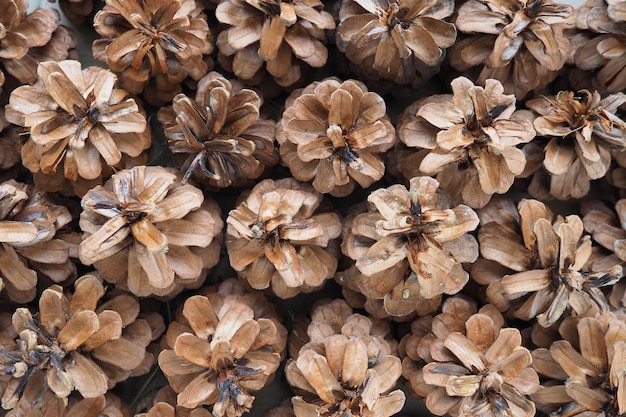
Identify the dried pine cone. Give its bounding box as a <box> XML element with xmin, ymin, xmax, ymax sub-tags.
<box><xmin>215</xmin><ymin>0</ymin><xmax>335</xmax><ymax>88</ymax></box>
<box><xmin>397</xmin><ymin>76</ymin><xmax>535</xmax><ymax>208</ymax></box>
<box><xmin>158</xmin><ymin>71</ymin><xmax>278</xmax><ymax>189</ymax></box>
<box><xmin>6</xmin><ymin>60</ymin><xmax>151</xmax><ymax>196</ymax></box>
<box><xmin>0</xmin><ymin>275</ymin><xmax>152</xmax><ymax>411</ymax></box>
<box><xmin>285</xmin><ymin>301</ymin><xmax>404</xmax><ymax>417</ymax></box>
<box><xmin>336</xmin><ymin>0</ymin><xmax>456</xmax><ymax>86</ymax></box>
<box><xmin>415</xmin><ymin>311</ymin><xmax>539</xmax><ymax>416</ymax></box>
<box><xmin>277</xmin><ymin>78</ymin><xmax>395</xmax><ymax>197</ymax></box>
<box><xmin>79</xmin><ymin>165</ymin><xmax>223</xmax><ymax>298</ymax></box>
<box><xmin>474</xmin><ymin>197</ymin><xmax>623</xmax><ymax>327</ymax></box>
<box><xmin>531</xmin><ymin>313</ymin><xmax>626</xmax><ymax>416</ymax></box>
<box><xmin>0</xmin><ymin>2</ymin><xmax>65</xmax><ymax>94</ymax></box>
<box><xmin>0</xmin><ymin>179</ymin><xmax>74</xmax><ymax>303</ymax></box>
<box><xmin>448</xmin><ymin>0</ymin><xmax>574</xmax><ymax>98</ymax></box>
<box><xmin>341</xmin><ymin>176</ymin><xmax>479</xmax><ymax>311</ymax></box>
<box><xmin>522</xmin><ymin>90</ymin><xmax>626</xmax><ymax>200</ymax></box>
<box><xmin>93</xmin><ymin>0</ymin><xmax>213</xmax><ymax>105</ymax></box>
<box><xmin>158</xmin><ymin>286</ymin><xmax>287</xmax><ymax>417</ymax></box>
<box><xmin>226</xmin><ymin>178</ymin><xmax>341</xmax><ymax>299</ymax></box>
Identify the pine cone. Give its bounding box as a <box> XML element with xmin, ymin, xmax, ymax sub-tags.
<box><xmin>336</xmin><ymin>0</ymin><xmax>456</xmax><ymax>86</ymax></box>
<box><xmin>93</xmin><ymin>0</ymin><xmax>214</xmax><ymax>105</ymax></box>
<box><xmin>523</xmin><ymin>89</ymin><xmax>626</xmax><ymax>200</ymax></box>
<box><xmin>341</xmin><ymin>176</ymin><xmax>479</xmax><ymax>311</ymax></box>
<box><xmin>416</xmin><ymin>311</ymin><xmax>538</xmax><ymax>416</ymax></box>
<box><xmin>79</xmin><ymin>166</ymin><xmax>223</xmax><ymax>298</ymax></box>
<box><xmin>158</xmin><ymin>285</ymin><xmax>287</xmax><ymax>417</ymax></box>
<box><xmin>5</xmin><ymin>60</ymin><xmax>151</xmax><ymax>196</ymax></box>
<box><xmin>0</xmin><ymin>179</ymin><xmax>74</xmax><ymax>303</ymax></box>
<box><xmin>215</xmin><ymin>0</ymin><xmax>335</xmax><ymax>88</ymax></box>
<box><xmin>277</xmin><ymin>78</ymin><xmax>395</xmax><ymax>197</ymax></box>
<box><xmin>448</xmin><ymin>0</ymin><xmax>574</xmax><ymax>98</ymax></box>
<box><xmin>0</xmin><ymin>2</ymin><xmax>62</xmax><ymax>94</ymax></box>
<box><xmin>397</xmin><ymin>76</ymin><xmax>535</xmax><ymax>208</ymax></box>
<box><xmin>531</xmin><ymin>313</ymin><xmax>626</xmax><ymax>416</ymax></box>
<box><xmin>158</xmin><ymin>71</ymin><xmax>278</xmax><ymax>189</ymax></box>
<box><xmin>285</xmin><ymin>301</ymin><xmax>404</xmax><ymax>417</ymax></box>
<box><xmin>474</xmin><ymin>197</ymin><xmax>623</xmax><ymax>327</ymax></box>
<box><xmin>226</xmin><ymin>178</ymin><xmax>341</xmax><ymax>299</ymax></box>
<box><xmin>0</xmin><ymin>275</ymin><xmax>151</xmax><ymax>411</ymax></box>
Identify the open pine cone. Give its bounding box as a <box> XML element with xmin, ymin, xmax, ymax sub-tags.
<box><xmin>448</xmin><ymin>0</ymin><xmax>574</xmax><ymax>98</ymax></box>
<box><xmin>158</xmin><ymin>71</ymin><xmax>278</xmax><ymax>189</ymax></box>
<box><xmin>277</xmin><ymin>78</ymin><xmax>395</xmax><ymax>197</ymax></box>
<box><xmin>397</xmin><ymin>76</ymin><xmax>535</xmax><ymax>208</ymax></box>
<box><xmin>79</xmin><ymin>165</ymin><xmax>223</xmax><ymax>298</ymax></box>
<box><xmin>215</xmin><ymin>0</ymin><xmax>335</xmax><ymax>88</ymax></box>
<box><xmin>531</xmin><ymin>313</ymin><xmax>626</xmax><ymax>416</ymax></box>
<box><xmin>285</xmin><ymin>300</ymin><xmax>404</xmax><ymax>417</ymax></box>
<box><xmin>336</xmin><ymin>0</ymin><xmax>456</xmax><ymax>86</ymax></box>
<box><xmin>0</xmin><ymin>275</ymin><xmax>151</xmax><ymax>412</ymax></box>
<box><xmin>341</xmin><ymin>176</ymin><xmax>480</xmax><ymax>310</ymax></box>
<box><xmin>158</xmin><ymin>284</ymin><xmax>287</xmax><ymax>417</ymax></box>
<box><xmin>473</xmin><ymin>197</ymin><xmax>623</xmax><ymax>327</ymax></box>
<box><xmin>226</xmin><ymin>178</ymin><xmax>341</xmax><ymax>299</ymax></box>
<box><xmin>521</xmin><ymin>89</ymin><xmax>626</xmax><ymax>200</ymax></box>
<box><xmin>5</xmin><ymin>60</ymin><xmax>151</xmax><ymax>196</ymax></box>
<box><xmin>93</xmin><ymin>0</ymin><xmax>213</xmax><ymax>105</ymax></box>
<box><xmin>0</xmin><ymin>179</ymin><xmax>74</xmax><ymax>303</ymax></box>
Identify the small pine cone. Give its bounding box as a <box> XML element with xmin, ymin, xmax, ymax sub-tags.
<box><xmin>215</xmin><ymin>0</ymin><xmax>335</xmax><ymax>88</ymax></box>
<box><xmin>523</xmin><ymin>90</ymin><xmax>626</xmax><ymax>200</ymax></box>
<box><xmin>341</xmin><ymin>176</ymin><xmax>479</xmax><ymax>311</ymax></box>
<box><xmin>5</xmin><ymin>60</ymin><xmax>151</xmax><ymax>196</ymax></box>
<box><xmin>474</xmin><ymin>197</ymin><xmax>623</xmax><ymax>328</ymax></box>
<box><xmin>0</xmin><ymin>2</ymin><xmax>62</xmax><ymax>93</ymax></box>
<box><xmin>285</xmin><ymin>303</ymin><xmax>405</xmax><ymax>417</ymax></box>
<box><xmin>157</xmin><ymin>289</ymin><xmax>287</xmax><ymax>417</ymax></box>
<box><xmin>574</xmin><ymin>0</ymin><xmax>626</xmax><ymax>94</ymax></box>
<box><xmin>582</xmin><ymin>199</ymin><xmax>626</xmax><ymax>309</ymax></box>
<box><xmin>226</xmin><ymin>178</ymin><xmax>341</xmax><ymax>299</ymax></box>
<box><xmin>397</xmin><ymin>76</ymin><xmax>535</xmax><ymax>208</ymax></box>
<box><xmin>448</xmin><ymin>0</ymin><xmax>574</xmax><ymax>98</ymax></box>
<box><xmin>531</xmin><ymin>313</ymin><xmax>626</xmax><ymax>416</ymax></box>
<box><xmin>93</xmin><ymin>0</ymin><xmax>214</xmax><ymax>105</ymax></box>
<box><xmin>335</xmin><ymin>0</ymin><xmax>456</xmax><ymax>86</ymax></box>
<box><xmin>0</xmin><ymin>179</ymin><xmax>74</xmax><ymax>303</ymax></box>
<box><xmin>277</xmin><ymin>78</ymin><xmax>395</xmax><ymax>197</ymax></box>
<box><xmin>0</xmin><ymin>275</ymin><xmax>152</xmax><ymax>411</ymax></box>
<box><xmin>79</xmin><ymin>165</ymin><xmax>223</xmax><ymax>298</ymax></box>
<box><xmin>414</xmin><ymin>311</ymin><xmax>538</xmax><ymax>416</ymax></box>
<box><xmin>158</xmin><ymin>71</ymin><xmax>279</xmax><ymax>189</ymax></box>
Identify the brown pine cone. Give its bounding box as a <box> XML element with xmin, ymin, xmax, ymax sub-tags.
<box><xmin>341</xmin><ymin>176</ymin><xmax>479</xmax><ymax>313</ymax></box>
<box><xmin>158</xmin><ymin>71</ymin><xmax>278</xmax><ymax>189</ymax></box>
<box><xmin>414</xmin><ymin>311</ymin><xmax>538</xmax><ymax>416</ymax></box>
<box><xmin>397</xmin><ymin>76</ymin><xmax>535</xmax><ymax>208</ymax></box>
<box><xmin>285</xmin><ymin>301</ymin><xmax>404</xmax><ymax>417</ymax></box>
<box><xmin>5</xmin><ymin>60</ymin><xmax>151</xmax><ymax>196</ymax></box>
<box><xmin>448</xmin><ymin>0</ymin><xmax>574</xmax><ymax>98</ymax></box>
<box><xmin>226</xmin><ymin>178</ymin><xmax>341</xmax><ymax>299</ymax></box>
<box><xmin>0</xmin><ymin>179</ymin><xmax>74</xmax><ymax>303</ymax></box>
<box><xmin>531</xmin><ymin>313</ymin><xmax>626</xmax><ymax>416</ymax></box>
<box><xmin>522</xmin><ymin>89</ymin><xmax>626</xmax><ymax>200</ymax></box>
<box><xmin>93</xmin><ymin>0</ymin><xmax>214</xmax><ymax>105</ymax></box>
<box><xmin>336</xmin><ymin>0</ymin><xmax>456</xmax><ymax>86</ymax></box>
<box><xmin>79</xmin><ymin>165</ymin><xmax>223</xmax><ymax>298</ymax></box>
<box><xmin>157</xmin><ymin>286</ymin><xmax>287</xmax><ymax>417</ymax></box>
<box><xmin>474</xmin><ymin>197</ymin><xmax>623</xmax><ymax>327</ymax></box>
<box><xmin>277</xmin><ymin>78</ymin><xmax>395</xmax><ymax>197</ymax></box>
<box><xmin>215</xmin><ymin>0</ymin><xmax>335</xmax><ymax>88</ymax></box>
<box><xmin>0</xmin><ymin>275</ymin><xmax>151</xmax><ymax>411</ymax></box>
<box><xmin>0</xmin><ymin>2</ymin><xmax>67</xmax><ymax>94</ymax></box>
